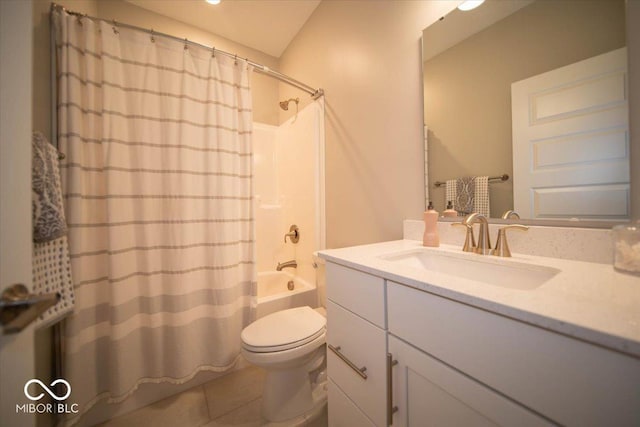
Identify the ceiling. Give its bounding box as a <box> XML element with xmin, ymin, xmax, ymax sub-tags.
<box><xmin>124</xmin><ymin>0</ymin><xmax>322</xmax><ymax>58</ymax></box>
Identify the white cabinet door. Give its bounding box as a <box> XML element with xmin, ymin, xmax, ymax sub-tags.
<box><xmin>511</xmin><ymin>47</ymin><xmax>629</xmax><ymax>220</ymax></box>
<box><xmin>388</xmin><ymin>336</ymin><xmax>550</xmax><ymax>427</ymax></box>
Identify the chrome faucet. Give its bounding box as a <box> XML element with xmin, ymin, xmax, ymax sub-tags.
<box><xmin>462</xmin><ymin>213</ymin><xmax>491</xmax><ymax>255</ymax></box>
<box><xmin>276</xmin><ymin>260</ymin><xmax>297</xmax><ymax>271</ymax></box>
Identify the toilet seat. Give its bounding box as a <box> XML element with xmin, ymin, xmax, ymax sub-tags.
<box><xmin>241</xmin><ymin>306</ymin><xmax>326</xmax><ymax>353</ymax></box>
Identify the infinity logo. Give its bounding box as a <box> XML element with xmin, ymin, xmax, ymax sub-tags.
<box><xmin>24</xmin><ymin>379</ymin><xmax>71</xmax><ymax>401</ymax></box>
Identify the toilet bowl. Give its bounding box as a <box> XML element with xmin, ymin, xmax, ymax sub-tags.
<box><xmin>241</xmin><ymin>306</ymin><xmax>327</xmax><ymax>423</ymax></box>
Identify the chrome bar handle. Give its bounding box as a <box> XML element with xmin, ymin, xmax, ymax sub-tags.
<box><xmin>328</xmin><ymin>344</ymin><xmax>368</xmax><ymax>380</ymax></box>
<box><xmin>387</xmin><ymin>353</ymin><xmax>398</xmax><ymax>425</ymax></box>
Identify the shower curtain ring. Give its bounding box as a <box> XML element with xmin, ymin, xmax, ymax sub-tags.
<box><xmin>184</xmin><ymin>38</ymin><xmax>189</xmax><ymax>50</ymax></box>
<box><xmin>112</xmin><ymin>19</ymin><xmax>119</xmax><ymax>35</ymax></box>
<box><xmin>211</xmin><ymin>47</ymin><xmax>216</xmax><ymax>58</ymax></box>
<box><xmin>150</xmin><ymin>29</ymin><xmax>155</xmax><ymax>43</ymax></box>
<box><xmin>234</xmin><ymin>54</ymin><xmax>238</xmax><ymax>66</ymax></box>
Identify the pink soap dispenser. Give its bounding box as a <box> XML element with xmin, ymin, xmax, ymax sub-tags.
<box><xmin>442</xmin><ymin>200</ymin><xmax>457</xmax><ymax>218</ymax></box>
<box><xmin>423</xmin><ymin>201</ymin><xmax>440</xmax><ymax>247</ymax></box>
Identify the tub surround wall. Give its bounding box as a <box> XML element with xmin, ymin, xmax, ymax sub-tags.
<box><xmin>403</xmin><ymin>220</ymin><xmax>613</xmax><ymax>264</ymax></box>
<box><xmin>254</xmin><ymin>123</ymin><xmax>293</xmax><ymax>273</ymax></box>
<box><xmin>276</xmin><ymin>107</ymin><xmax>321</xmax><ymax>287</ymax></box>
<box><xmin>254</xmin><ymin>103</ymin><xmax>321</xmax><ymax>288</ymax></box>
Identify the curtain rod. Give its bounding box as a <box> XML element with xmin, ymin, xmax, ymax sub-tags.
<box><xmin>50</xmin><ymin>3</ymin><xmax>324</xmax><ymax>100</ymax></box>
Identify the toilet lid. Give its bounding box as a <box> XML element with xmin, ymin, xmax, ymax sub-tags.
<box><xmin>241</xmin><ymin>306</ymin><xmax>326</xmax><ymax>353</ymax></box>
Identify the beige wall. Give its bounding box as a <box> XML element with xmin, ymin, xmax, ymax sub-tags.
<box><xmin>33</xmin><ymin>0</ymin><xmax>279</xmax><ymax>140</ymax></box>
<box><xmin>278</xmin><ymin>1</ymin><xmax>457</xmax><ymax>248</ymax></box>
<box><xmin>424</xmin><ymin>0</ymin><xmax>626</xmax><ymax>217</ymax></box>
<box><xmin>629</xmin><ymin>0</ymin><xmax>640</xmax><ymax>220</ymax></box>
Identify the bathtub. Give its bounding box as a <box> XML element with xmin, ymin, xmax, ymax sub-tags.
<box><xmin>256</xmin><ymin>271</ymin><xmax>318</xmax><ymax>319</ymax></box>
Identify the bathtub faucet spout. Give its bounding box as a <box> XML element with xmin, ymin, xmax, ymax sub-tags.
<box><xmin>276</xmin><ymin>260</ymin><xmax>297</xmax><ymax>271</ymax></box>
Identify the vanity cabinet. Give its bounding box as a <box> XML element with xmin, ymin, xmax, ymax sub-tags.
<box><xmin>326</xmin><ymin>263</ymin><xmax>388</xmax><ymax>426</ymax></box>
<box><xmin>387</xmin><ymin>282</ymin><xmax>640</xmax><ymax>426</ymax></box>
<box><xmin>325</xmin><ymin>260</ymin><xmax>640</xmax><ymax>426</ymax></box>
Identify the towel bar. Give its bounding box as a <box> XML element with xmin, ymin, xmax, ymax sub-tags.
<box><xmin>433</xmin><ymin>174</ymin><xmax>509</xmax><ymax>188</ymax></box>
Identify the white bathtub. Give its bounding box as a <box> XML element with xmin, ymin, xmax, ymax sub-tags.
<box><xmin>256</xmin><ymin>271</ymin><xmax>317</xmax><ymax>319</ymax></box>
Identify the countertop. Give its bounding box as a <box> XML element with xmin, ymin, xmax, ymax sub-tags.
<box><xmin>319</xmin><ymin>240</ymin><xmax>640</xmax><ymax>359</ymax></box>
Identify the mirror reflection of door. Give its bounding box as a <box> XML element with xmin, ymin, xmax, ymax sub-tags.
<box><xmin>512</xmin><ymin>48</ymin><xmax>629</xmax><ymax>220</ymax></box>
<box><xmin>422</xmin><ymin>0</ymin><xmax>627</xmax><ymax>221</ymax></box>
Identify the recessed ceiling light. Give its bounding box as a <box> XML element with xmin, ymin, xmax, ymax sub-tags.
<box><xmin>458</xmin><ymin>0</ymin><xmax>485</xmax><ymax>11</ymax></box>
<box><xmin>205</xmin><ymin>0</ymin><xmax>221</xmax><ymax>5</ymax></box>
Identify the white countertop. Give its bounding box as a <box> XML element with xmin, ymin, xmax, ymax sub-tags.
<box><xmin>319</xmin><ymin>240</ymin><xmax>640</xmax><ymax>359</ymax></box>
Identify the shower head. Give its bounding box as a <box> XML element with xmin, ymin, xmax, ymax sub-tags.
<box><xmin>279</xmin><ymin>98</ymin><xmax>299</xmax><ymax>111</ymax></box>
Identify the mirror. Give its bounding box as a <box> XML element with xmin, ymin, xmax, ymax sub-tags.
<box><xmin>423</xmin><ymin>0</ymin><xmax>629</xmax><ymax>224</ymax></box>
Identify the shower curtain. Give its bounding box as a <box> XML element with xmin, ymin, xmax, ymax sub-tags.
<box><xmin>53</xmin><ymin>9</ymin><xmax>256</xmax><ymax>423</ymax></box>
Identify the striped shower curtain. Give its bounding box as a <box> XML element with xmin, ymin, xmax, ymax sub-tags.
<box><xmin>53</xmin><ymin>9</ymin><xmax>256</xmax><ymax>423</ymax></box>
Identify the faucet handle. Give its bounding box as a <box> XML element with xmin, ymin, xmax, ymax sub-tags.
<box><xmin>491</xmin><ymin>224</ymin><xmax>528</xmax><ymax>257</ymax></box>
<box><xmin>284</xmin><ymin>224</ymin><xmax>300</xmax><ymax>243</ymax></box>
<box><xmin>451</xmin><ymin>222</ymin><xmax>476</xmax><ymax>252</ymax></box>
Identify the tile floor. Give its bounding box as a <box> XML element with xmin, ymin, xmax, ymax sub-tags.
<box><xmin>98</xmin><ymin>366</ymin><xmax>327</xmax><ymax>427</ymax></box>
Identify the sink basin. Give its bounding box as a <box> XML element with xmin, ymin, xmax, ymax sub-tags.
<box><xmin>379</xmin><ymin>249</ymin><xmax>560</xmax><ymax>290</ymax></box>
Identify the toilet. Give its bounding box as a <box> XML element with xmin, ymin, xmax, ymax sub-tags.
<box><xmin>241</xmin><ymin>306</ymin><xmax>327</xmax><ymax>423</ymax></box>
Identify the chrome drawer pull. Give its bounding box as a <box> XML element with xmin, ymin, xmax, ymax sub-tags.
<box><xmin>387</xmin><ymin>353</ymin><xmax>398</xmax><ymax>425</ymax></box>
<box><xmin>328</xmin><ymin>344</ymin><xmax>368</xmax><ymax>380</ymax></box>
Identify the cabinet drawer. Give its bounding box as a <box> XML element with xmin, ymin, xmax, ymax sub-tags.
<box><xmin>328</xmin><ymin>379</ymin><xmax>376</xmax><ymax>427</ymax></box>
<box><xmin>326</xmin><ymin>262</ymin><xmax>385</xmax><ymax>327</ymax></box>
<box><xmin>387</xmin><ymin>282</ymin><xmax>640</xmax><ymax>426</ymax></box>
<box><xmin>327</xmin><ymin>301</ymin><xmax>387</xmax><ymax>426</ymax></box>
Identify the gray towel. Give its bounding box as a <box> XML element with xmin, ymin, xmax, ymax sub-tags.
<box><xmin>445</xmin><ymin>179</ymin><xmax>462</xmax><ymax>216</ymax></box>
<box><xmin>32</xmin><ymin>132</ymin><xmax>67</xmax><ymax>242</ymax></box>
<box><xmin>455</xmin><ymin>176</ymin><xmax>476</xmax><ymax>215</ymax></box>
